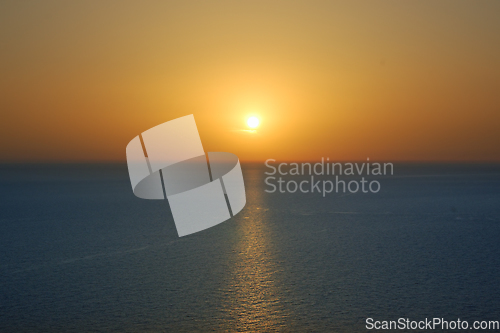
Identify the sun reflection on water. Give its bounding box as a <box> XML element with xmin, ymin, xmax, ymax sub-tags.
<box><xmin>224</xmin><ymin>180</ymin><xmax>289</xmax><ymax>331</ymax></box>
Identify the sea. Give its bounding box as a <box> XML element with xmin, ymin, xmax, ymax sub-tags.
<box><xmin>0</xmin><ymin>162</ymin><xmax>499</xmax><ymax>332</ymax></box>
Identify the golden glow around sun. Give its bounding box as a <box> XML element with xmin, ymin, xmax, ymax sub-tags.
<box><xmin>247</xmin><ymin>116</ymin><xmax>260</xmax><ymax>128</ymax></box>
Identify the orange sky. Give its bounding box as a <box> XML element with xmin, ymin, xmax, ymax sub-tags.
<box><xmin>1</xmin><ymin>1</ymin><xmax>499</xmax><ymax>162</ymax></box>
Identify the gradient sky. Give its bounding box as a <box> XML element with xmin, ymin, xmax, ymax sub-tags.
<box><xmin>1</xmin><ymin>1</ymin><xmax>499</xmax><ymax>162</ymax></box>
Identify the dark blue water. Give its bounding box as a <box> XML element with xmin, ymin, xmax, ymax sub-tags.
<box><xmin>1</xmin><ymin>163</ymin><xmax>499</xmax><ymax>332</ymax></box>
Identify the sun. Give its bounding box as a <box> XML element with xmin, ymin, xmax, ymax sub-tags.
<box><xmin>247</xmin><ymin>116</ymin><xmax>260</xmax><ymax>129</ymax></box>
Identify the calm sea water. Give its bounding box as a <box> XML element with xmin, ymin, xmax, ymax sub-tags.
<box><xmin>0</xmin><ymin>163</ymin><xmax>499</xmax><ymax>332</ymax></box>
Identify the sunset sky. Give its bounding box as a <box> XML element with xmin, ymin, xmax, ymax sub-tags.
<box><xmin>1</xmin><ymin>1</ymin><xmax>499</xmax><ymax>162</ymax></box>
